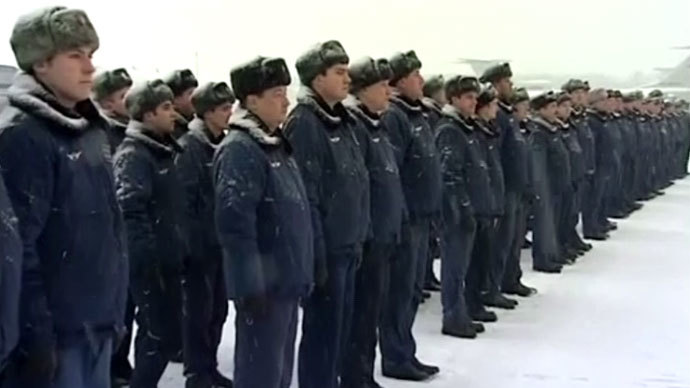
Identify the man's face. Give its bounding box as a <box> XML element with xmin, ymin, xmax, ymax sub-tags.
<box><xmin>248</xmin><ymin>86</ymin><xmax>290</xmax><ymax>130</ymax></box>
<box><xmin>204</xmin><ymin>102</ymin><xmax>233</xmax><ymax>131</ymax></box>
<box><xmin>495</xmin><ymin>77</ymin><xmax>513</xmax><ymax>100</ymax></box>
<box><xmin>33</xmin><ymin>46</ymin><xmax>97</xmax><ymax>106</ymax></box>
<box><xmin>514</xmin><ymin>101</ymin><xmax>530</xmax><ymax>120</ymax></box>
<box><xmin>101</xmin><ymin>86</ymin><xmax>130</xmax><ymax>117</ymax></box>
<box><xmin>314</xmin><ymin>64</ymin><xmax>351</xmax><ymax>103</ymax></box>
<box><xmin>571</xmin><ymin>89</ymin><xmax>587</xmax><ymax>107</ymax></box>
<box><xmin>432</xmin><ymin>89</ymin><xmax>447</xmax><ymax>106</ymax></box>
<box><xmin>145</xmin><ymin>101</ymin><xmax>176</xmax><ymax>134</ymax></box>
<box><xmin>397</xmin><ymin>69</ymin><xmax>425</xmax><ymax>101</ymax></box>
<box><xmin>557</xmin><ymin>101</ymin><xmax>572</xmax><ymax>120</ymax></box>
<box><xmin>359</xmin><ymin>80</ymin><xmax>392</xmax><ymax>113</ymax></box>
<box><xmin>453</xmin><ymin>91</ymin><xmax>478</xmax><ymax>117</ymax></box>
<box><xmin>478</xmin><ymin>99</ymin><xmax>499</xmax><ymax>120</ymax></box>
<box><xmin>174</xmin><ymin>87</ymin><xmax>196</xmax><ymax>117</ymax></box>
<box><xmin>540</xmin><ymin>102</ymin><xmax>558</xmax><ymax>122</ymax></box>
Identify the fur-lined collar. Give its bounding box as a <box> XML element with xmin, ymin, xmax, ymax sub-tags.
<box><xmin>421</xmin><ymin>97</ymin><xmax>442</xmax><ymax>115</ymax></box>
<box><xmin>7</xmin><ymin>72</ymin><xmax>106</xmax><ymax>133</ymax></box>
<box><xmin>344</xmin><ymin>96</ymin><xmax>382</xmax><ymax>130</ymax></box>
<box><xmin>531</xmin><ymin>116</ymin><xmax>559</xmax><ymax>133</ymax></box>
<box><xmin>556</xmin><ymin>118</ymin><xmax>571</xmax><ymax>131</ymax></box>
<box><xmin>475</xmin><ymin>117</ymin><xmax>499</xmax><ymax>137</ymax></box>
<box><xmin>297</xmin><ymin>87</ymin><xmax>355</xmax><ymax>128</ymax></box>
<box><xmin>441</xmin><ymin>104</ymin><xmax>475</xmax><ymax>132</ymax></box>
<box><xmin>587</xmin><ymin>109</ymin><xmax>609</xmax><ymax>121</ymax></box>
<box><xmin>188</xmin><ymin>117</ymin><xmax>224</xmax><ymax>149</ymax></box>
<box><xmin>125</xmin><ymin>121</ymin><xmax>182</xmax><ymax>156</ymax></box>
<box><xmin>498</xmin><ymin>99</ymin><xmax>513</xmax><ymax>113</ymax></box>
<box><xmin>391</xmin><ymin>94</ymin><xmax>424</xmax><ymax>115</ymax></box>
<box><xmin>228</xmin><ymin>107</ymin><xmax>285</xmax><ymax>148</ymax></box>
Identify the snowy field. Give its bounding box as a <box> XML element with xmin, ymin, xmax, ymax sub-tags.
<box><xmin>154</xmin><ymin>179</ymin><xmax>690</xmax><ymax>388</ymax></box>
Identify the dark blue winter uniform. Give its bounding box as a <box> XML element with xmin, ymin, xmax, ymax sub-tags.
<box><xmin>435</xmin><ymin>106</ymin><xmax>489</xmax><ymax>326</ymax></box>
<box><xmin>471</xmin><ymin>117</ymin><xmax>504</xmax><ymax>311</ymax></box>
<box><xmin>491</xmin><ymin>101</ymin><xmax>530</xmax><ymax>295</ymax></box>
<box><xmin>528</xmin><ymin>117</ymin><xmax>564</xmax><ymax>269</ymax></box>
<box><xmin>102</xmin><ymin>113</ymin><xmax>136</xmax><ymax>382</ymax></box>
<box><xmin>214</xmin><ymin>108</ymin><xmax>313</xmax><ymax>388</ymax></box>
<box><xmin>0</xmin><ymin>172</ymin><xmax>21</xmax><ymax>372</ymax></box>
<box><xmin>379</xmin><ymin>95</ymin><xmax>441</xmax><ymax>370</ymax></box>
<box><xmin>0</xmin><ymin>74</ymin><xmax>127</xmax><ymax>388</ymax></box>
<box><xmin>341</xmin><ymin>99</ymin><xmax>405</xmax><ymax>387</ymax></box>
<box><xmin>572</xmin><ymin>109</ymin><xmax>596</xmax><ymax>220</ymax></box>
<box><xmin>557</xmin><ymin>120</ymin><xmax>585</xmax><ymax>254</ymax></box>
<box><xmin>114</xmin><ymin>122</ymin><xmax>187</xmax><ymax>388</ymax></box>
<box><xmin>284</xmin><ymin>88</ymin><xmax>368</xmax><ymax>388</ymax></box>
<box><xmin>583</xmin><ymin>110</ymin><xmax>614</xmax><ymax>236</ymax></box>
<box><xmin>175</xmin><ymin>118</ymin><xmax>228</xmax><ymax>380</ymax></box>
<box><xmin>603</xmin><ymin>113</ymin><xmax>625</xmax><ymax>218</ymax></box>
<box><xmin>420</xmin><ymin>97</ymin><xmax>444</xmax><ymax>283</ymax></box>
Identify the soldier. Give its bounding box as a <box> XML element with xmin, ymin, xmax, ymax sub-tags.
<box><xmin>0</xmin><ymin>172</ymin><xmax>21</xmax><ymax>373</ymax></box>
<box><xmin>164</xmin><ymin>69</ymin><xmax>199</xmax><ymax>139</ymax></box>
<box><xmin>481</xmin><ymin>63</ymin><xmax>535</xmax><ymax>305</ymax></box>
<box><xmin>341</xmin><ymin>57</ymin><xmax>405</xmax><ymax>388</ymax></box>
<box><xmin>421</xmin><ymin>74</ymin><xmax>445</xmax><ymax>129</ymax></box>
<box><xmin>421</xmin><ymin>74</ymin><xmax>445</xmax><ymax>294</ymax></box>
<box><xmin>92</xmin><ymin>67</ymin><xmax>136</xmax><ymax>387</ymax></box>
<box><xmin>215</xmin><ymin>56</ymin><xmax>311</xmax><ymax>388</ymax></box>
<box><xmin>473</xmin><ymin>85</ymin><xmax>512</xmax><ymax>311</ymax></box>
<box><xmin>93</xmin><ymin>68</ymin><xmax>133</xmax><ymax>153</ymax></box>
<box><xmin>503</xmin><ymin>88</ymin><xmax>539</xmax><ymax>294</ymax></box>
<box><xmin>176</xmin><ymin>82</ymin><xmax>234</xmax><ymax>388</ymax></box>
<box><xmin>555</xmin><ymin>92</ymin><xmax>590</xmax><ymax>260</ymax></box>
<box><xmin>378</xmin><ymin>50</ymin><xmax>441</xmax><ymax>381</ymax></box>
<box><xmin>620</xmin><ymin>93</ymin><xmax>644</xmax><ymax>213</ymax></box>
<box><xmin>114</xmin><ymin>80</ymin><xmax>186</xmax><ymax>388</ymax></box>
<box><xmin>603</xmin><ymin>90</ymin><xmax>627</xmax><ymax>220</ymax></box>
<box><xmin>563</xmin><ymin>80</ymin><xmax>597</xmax><ymax>243</ymax></box>
<box><xmin>435</xmin><ymin>75</ymin><xmax>489</xmax><ymax>339</ymax></box>
<box><xmin>583</xmin><ymin>88</ymin><xmax>615</xmax><ymax>240</ymax></box>
<box><xmin>284</xmin><ymin>41</ymin><xmax>370</xmax><ymax>388</ymax></box>
<box><xmin>0</xmin><ymin>7</ymin><xmax>127</xmax><ymax>388</ymax></box>
<box><xmin>528</xmin><ymin>92</ymin><xmax>566</xmax><ymax>273</ymax></box>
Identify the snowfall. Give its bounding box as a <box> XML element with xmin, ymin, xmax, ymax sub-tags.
<box><xmin>154</xmin><ymin>179</ymin><xmax>690</xmax><ymax>388</ymax></box>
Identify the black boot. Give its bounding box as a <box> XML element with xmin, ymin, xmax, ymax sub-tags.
<box><xmin>382</xmin><ymin>362</ymin><xmax>429</xmax><ymax>381</ymax></box>
<box><xmin>470</xmin><ymin>309</ymin><xmax>498</xmax><ymax>323</ymax></box>
<box><xmin>482</xmin><ymin>293</ymin><xmax>517</xmax><ymax>310</ymax></box>
<box><xmin>503</xmin><ymin>282</ymin><xmax>538</xmax><ymax>297</ymax></box>
<box><xmin>211</xmin><ymin>370</ymin><xmax>233</xmax><ymax>388</ymax></box>
<box><xmin>533</xmin><ymin>263</ymin><xmax>562</xmax><ymax>274</ymax></box>
<box><xmin>442</xmin><ymin>321</ymin><xmax>477</xmax><ymax>339</ymax></box>
<box><xmin>412</xmin><ymin>358</ymin><xmax>439</xmax><ymax>376</ymax></box>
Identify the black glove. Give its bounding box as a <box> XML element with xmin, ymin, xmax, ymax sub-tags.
<box><xmin>238</xmin><ymin>294</ymin><xmax>271</xmax><ymax>317</ymax></box>
<box><xmin>19</xmin><ymin>345</ymin><xmax>57</xmax><ymax>384</ymax></box>
<box><xmin>314</xmin><ymin>255</ymin><xmax>328</xmax><ymax>289</ymax></box>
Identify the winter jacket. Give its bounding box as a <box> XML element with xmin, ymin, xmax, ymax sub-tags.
<box><xmin>435</xmin><ymin>105</ymin><xmax>494</xmax><ymax>221</ymax></box>
<box><xmin>114</xmin><ymin>121</ymin><xmax>187</xmax><ymax>280</ymax></box>
<box><xmin>214</xmin><ymin>108</ymin><xmax>313</xmax><ymax>299</ymax></box>
<box><xmin>382</xmin><ymin>95</ymin><xmax>442</xmax><ymax>221</ymax></box>
<box><xmin>284</xmin><ymin>88</ymin><xmax>369</xmax><ymax>267</ymax></box>
<box><xmin>346</xmin><ymin>99</ymin><xmax>405</xmax><ymax>244</ymax></box>
<box><xmin>572</xmin><ymin>109</ymin><xmax>596</xmax><ymax>176</ymax></box>
<box><xmin>475</xmin><ymin>117</ymin><xmax>506</xmax><ymax>216</ymax></box>
<box><xmin>497</xmin><ymin>101</ymin><xmax>530</xmax><ymax>194</ymax></box>
<box><xmin>0</xmin><ymin>73</ymin><xmax>127</xmax><ymax>350</ymax></box>
<box><xmin>176</xmin><ymin>117</ymin><xmax>224</xmax><ymax>268</ymax></box>
<box><xmin>530</xmin><ymin>117</ymin><xmax>571</xmax><ymax>196</ymax></box>
<box><xmin>0</xmin><ymin>172</ymin><xmax>21</xmax><ymax>367</ymax></box>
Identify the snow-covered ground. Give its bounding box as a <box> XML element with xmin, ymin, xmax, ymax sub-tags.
<box><xmin>157</xmin><ymin>179</ymin><xmax>690</xmax><ymax>388</ymax></box>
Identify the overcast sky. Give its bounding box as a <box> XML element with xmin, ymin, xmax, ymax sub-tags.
<box><xmin>1</xmin><ymin>0</ymin><xmax>689</xmax><ymax>84</ymax></box>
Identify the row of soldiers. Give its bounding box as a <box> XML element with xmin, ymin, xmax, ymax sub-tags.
<box><xmin>1</xmin><ymin>5</ymin><xmax>689</xmax><ymax>388</ymax></box>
